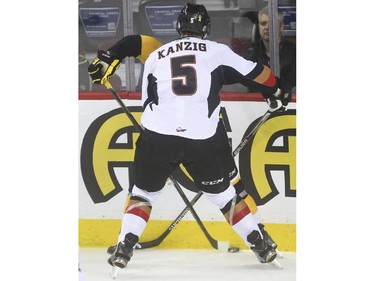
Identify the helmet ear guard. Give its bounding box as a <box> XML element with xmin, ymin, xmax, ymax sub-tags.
<box><xmin>176</xmin><ymin>3</ymin><xmax>211</xmax><ymax>39</ymax></box>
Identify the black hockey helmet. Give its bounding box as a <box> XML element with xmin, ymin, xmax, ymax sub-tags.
<box><xmin>176</xmin><ymin>3</ymin><xmax>211</xmax><ymax>39</ymax></box>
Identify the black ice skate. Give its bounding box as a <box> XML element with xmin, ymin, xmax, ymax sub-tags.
<box><xmin>247</xmin><ymin>230</ymin><xmax>277</xmax><ymax>264</ymax></box>
<box><xmin>258</xmin><ymin>223</ymin><xmax>284</xmax><ymax>259</ymax></box>
<box><xmin>107</xmin><ymin>233</ymin><xmax>139</xmax><ymax>269</ymax></box>
<box><xmin>258</xmin><ymin>223</ymin><xmax>277</xmax><ymax>249</ymax></box>
<box><xmin>107</xmin><ymin>244</ymin><xmax>116</xmax><ymax>255</ymax></box>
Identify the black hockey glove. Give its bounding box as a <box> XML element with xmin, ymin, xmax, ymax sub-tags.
<box><xmin>267</xmin><ymin>98</ymin><xmax>285</xmax><ymax>112</ymax></box>
<box><xmin>268</xmin><ymin>88</ymin><xmax>291</xmax><ymax>107</ymax></box>
<box><xmin>280</xmin><ymin>91</ymin><xmax>291</xmax><ymax>106</ymax></box>
<box><xmin>265</xmin><ymin>79</ymin><xmax>285</xmax><ymax>112</ymax></box>
<box><xmin>88</xmin><ymin>50</ymin><xmax>120</xmax><ymax>85</ymax></box>
<box><xmin>264</xmin><ymin>78</ymin><xmax>291</xmax><ymax>109</ymax></box>
<box><xmin>274</xmin><ymin>77</ymin><xmax>291</xmax><ymax>106</ymax></box>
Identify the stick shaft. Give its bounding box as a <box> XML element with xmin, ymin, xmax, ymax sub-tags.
<box><xmin>138</xmin><ymin>191</ymin><xmax>203</xmax><ymax>248</ymax></box>
<box><xmin>232</xmin><ymin>111</ymin><xmax>271</xmax><ymax>157</ymax></box>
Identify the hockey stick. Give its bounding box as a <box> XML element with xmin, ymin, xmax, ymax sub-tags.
<box><xmin>138</xmin><ymin>191</ymin><xmax>204</xmax><ymax>248</ymax></box>
<box><xmin>104</xmin><ymin>81</ymin><xmax>223</xmax><ymax>250</ymax></box>
<box><xmin>232</xmin><ymin>110</ymin><xmax>272</xmax><ymax>157</ymax></box>
<box><xmin>232</xmin><ymin>104</ymin><xmax>287</xmax><ymax>157</ymax></box>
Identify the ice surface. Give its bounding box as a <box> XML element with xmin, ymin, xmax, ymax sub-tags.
<box><xmin>79</xmin><ymin>248</ymin><xmax>296</xmax><ymax>281</ymax></box>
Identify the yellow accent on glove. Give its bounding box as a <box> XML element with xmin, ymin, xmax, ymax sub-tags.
<box><xmin>88</xmin><ymin>58</ymin><xmax>120</xmax><ymax>85</ymax></box>
<box><xmin>102</xmin><ymin>59</ymin><xmax>120</xmax><ymax>83</ymax></box>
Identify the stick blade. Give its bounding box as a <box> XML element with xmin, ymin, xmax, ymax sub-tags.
<box><xmin>217</xmin><ymin>240</ymin><xmax>229</xmax><ymax>252</ymax></box>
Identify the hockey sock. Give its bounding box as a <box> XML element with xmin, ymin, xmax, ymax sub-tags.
<box><xmin>244</xmin><ymin>195</ymin><xmax>261</xmax><ymax>224</ymax></box>
<box><xmin>118</xmin><ymin>199</ymin><xmax>151</xmax><ymax>243</ymax></box>
<box><xmin>231</xmin><ymin>212</ymin><xmax>262</xmax><ymax>247</ymax></box>
<box><xmin>232</xmin><ymin>177</ymin><xmax>261</xmax><ymax>224</ymax></box>
<box><xmin>223</xmin><ymin>197</ymin><xmax>262</xmax><ymax>247</ymax></box>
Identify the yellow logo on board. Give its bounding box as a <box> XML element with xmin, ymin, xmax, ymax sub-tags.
<box><xmin>239</xmin><ymin>110</ymin><xmax>296</xmax><ymax>205</ymax></box>
<box><xmin>81</xmin><ymin>108</ymin><xmax>296</xmax><ymax>205</ymax></box>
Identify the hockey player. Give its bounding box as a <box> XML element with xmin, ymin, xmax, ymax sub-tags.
<box><xmin>88</xmin><ymin>3</ymin><xmax>286</xmax><ymax>271</ymax></box>
<box><xmin>88</xmin><ymin>37</ymin><xmax>281</xmax><ymax>251</ymax></box>
<box><xmin>89</xmin><ymin>34</ymin><xmax>279</xmax><ymax>257</ymax></box>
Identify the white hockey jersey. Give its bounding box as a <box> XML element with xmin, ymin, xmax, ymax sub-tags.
<box><xmin>140</xmin><ymin>36</ymin><xmax>262</xmax><ymax>140</ymax></box>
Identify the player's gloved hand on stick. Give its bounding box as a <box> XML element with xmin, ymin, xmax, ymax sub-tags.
<box><xmin>88</xmin><ymin>50</ymin><xmax>121</xmax><ymax>85</ymax></box>
<box><xmin>264</xmin><ymin>87</ymin><xmax>285</xmax><ymax>112</ymax></box>
<box><xmin>271</xmin><ymin>89</ymin><xmax>291</xmax><ymax>107</ymax></box>
<box><xmin>267</xmin><ymin>98</ymin><xmax>285</xmax><ymax>112</ymax></box>
<box><xmin>274</xmin><ymin>77</ymin><xmax>291</xmax><ymax>106</ymax></box>
<box><xmin>264</xmin><ymin>76</ymin><xmax>291</xmax><ymax>109</ymax></box>
<box><xmin>280</xmin><ymin>91</ymin><xmax>291</xmax><ymax>106</ymax></box>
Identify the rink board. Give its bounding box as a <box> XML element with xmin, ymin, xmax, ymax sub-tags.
<box><xmin>78</xmin><ymin>92</ymin><xmax>296</xmax><ymax>251</ymax></box>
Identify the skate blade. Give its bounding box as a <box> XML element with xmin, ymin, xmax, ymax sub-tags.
<box><xmin>110</xmin><ymin>266</ymin><xmax>119</xmax><ymax>279</ymax></box>
<box><xmin>276</xmin><ymin>249</ymin><xmax>284</xmax><ymax>259</ymax></box>
<box><xmin>270</xmin><ymin>258</ymin><xmax>283</xmax><ymax>269</ymax></box>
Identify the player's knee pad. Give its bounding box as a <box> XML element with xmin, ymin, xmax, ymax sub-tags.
<box><xmin>131</xmin><ymin>185</ymin><xmax>162</xmax><ymax>205</ymax></box>
<box><xmin>203</xmin><ymin>184</ymin><xmax>236</xmax><ymax>209</ymax></box>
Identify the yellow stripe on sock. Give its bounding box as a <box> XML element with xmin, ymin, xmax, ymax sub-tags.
<box><xmin>244</xmin><ymin>195</ymin><xmax>258</xmax><ymax>214</ymax></box>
